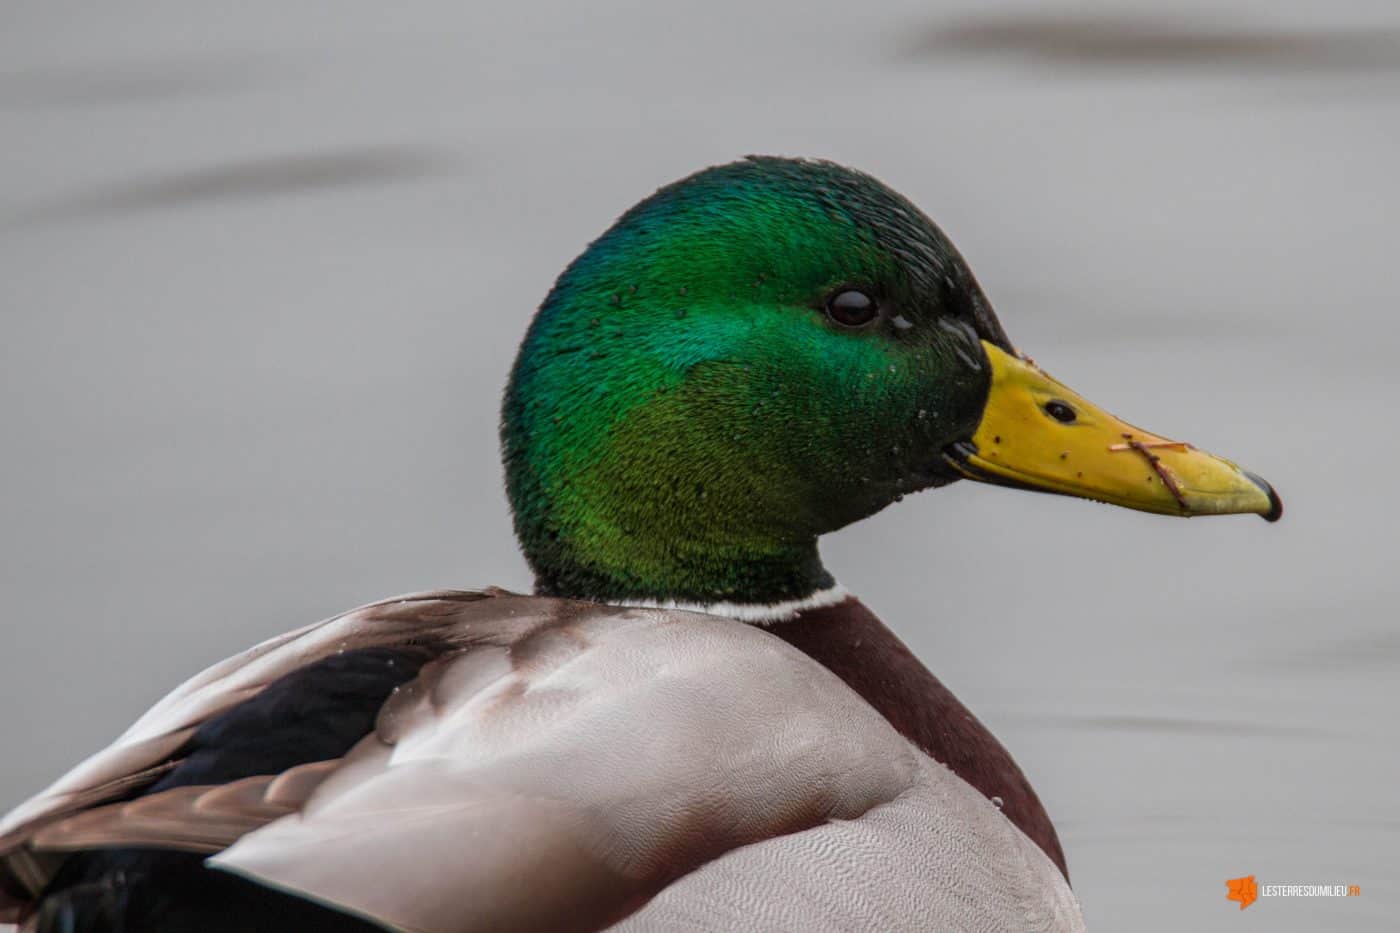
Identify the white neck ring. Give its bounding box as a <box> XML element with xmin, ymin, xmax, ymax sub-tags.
<box><xmin>611</xmin><ymin>583</ymin><xmax>851</xmax><ymax>625</ymax></box>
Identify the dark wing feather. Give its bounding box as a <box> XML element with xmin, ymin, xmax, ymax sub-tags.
<box><xmin>2</xmin><ymin>590</ymin><xmax>509</xmax><ymax>929</ymax></box>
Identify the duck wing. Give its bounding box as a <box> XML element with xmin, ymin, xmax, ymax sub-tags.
<box><xmin>1</xmin><ymin>590</ymin><xmax>1082</xmax><ymax>932</ymax></box>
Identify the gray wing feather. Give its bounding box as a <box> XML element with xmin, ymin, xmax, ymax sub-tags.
<box><xmin>3</xmin><ymin>591</ymin><xmax>1083</xmax><ymax>931</ymax></box>
<box><xmin>215</xmin><ymin>606</ymin><xmax>1082</xmax><ymax>931</ymax></box>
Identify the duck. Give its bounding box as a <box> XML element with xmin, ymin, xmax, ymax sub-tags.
<box><xmin>0</xmin><ymin>156</ymin><xmax>1281</xmax><ymax>933</ymax></box>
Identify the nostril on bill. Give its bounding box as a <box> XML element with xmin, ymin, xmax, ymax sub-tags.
<box><xmin>1043</xmin><ymin>400</ymin><xmax>1077</xmax><ymax>424</ymax></box>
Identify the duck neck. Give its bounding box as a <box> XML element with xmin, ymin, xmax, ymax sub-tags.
<box><xmin>527</xmin><ymin>523</ymin><xmax>836</xmax><ymax>611</ymax></box>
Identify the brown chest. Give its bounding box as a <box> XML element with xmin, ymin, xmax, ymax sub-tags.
<box><xmin>766</xmin><ymin>597</ymin><xmax>1068</xmax><ymax>880</ymax></box>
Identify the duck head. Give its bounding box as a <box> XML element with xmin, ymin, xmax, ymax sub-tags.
<box><xmin>502</xmin><ymin>157</ymin><xmax>1280</xmax><ymax>608</ymax></box>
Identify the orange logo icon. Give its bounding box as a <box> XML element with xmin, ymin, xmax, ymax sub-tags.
<box><xmin>1226</xmin><ymin>875</ymin><xmax>1258</xmax><ymax>910</ymax></box>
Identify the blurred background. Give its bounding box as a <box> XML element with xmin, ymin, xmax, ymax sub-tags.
<box><xmin>2</xmin><ymin>1</ymin><xmax>1397</xmax><ymax>929</ymax></box>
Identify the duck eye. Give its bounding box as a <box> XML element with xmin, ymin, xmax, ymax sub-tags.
<box><xmin>1044</xmin><ymin>400</ymin><xmax>1077</xmax><ymax>424</ymax></box>
<box><xmin>826</xmin><ymin>289</ymin><xmax>878</xmax><ymax>328</ymax></box>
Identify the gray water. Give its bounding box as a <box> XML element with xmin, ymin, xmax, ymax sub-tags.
<box><xmin>2</xmin><ymin>2</ymin><xmax>1397</xmax><ymax>929</ymax></box>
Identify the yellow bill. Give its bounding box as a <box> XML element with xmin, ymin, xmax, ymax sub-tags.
<box><xmin>946</xmin><ymin>341</ymin><xmax>1282</xmax><ymax>521</ymax></box>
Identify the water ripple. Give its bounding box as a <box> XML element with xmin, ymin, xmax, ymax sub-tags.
<box><xmin>903</xmin><ymin>14</ymin><xmax>1400</xmax><ymax>75</ymax></box>
<box><xmin>1015</xmin><ymin>712</ymin><xmax>1336</xmax><ymax>739</ymax></box>
<box><xmin>9</xmin><ymin>146</ymin><xmax>461</xmax><ymax>226</ymax></box>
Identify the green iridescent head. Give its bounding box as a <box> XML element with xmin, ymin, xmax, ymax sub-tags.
<box><xmin>502</xmin><ymin>157</ymin><xmax>1010</xmax><ymax>604</ymax></box>
<box><xmin>500</xmin><ymin>156</ymin><xmax>1283</xmax><ymax>605</ymax></box>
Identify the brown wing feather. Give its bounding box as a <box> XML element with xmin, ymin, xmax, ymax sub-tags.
<box><xmin>28</xmin><ymin>760</ymin><xmax>341</xmax><ymax>855</ymax></box>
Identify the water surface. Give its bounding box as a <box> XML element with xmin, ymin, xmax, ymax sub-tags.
<box><xmin>2</xmin><ymin>2</ymin><xmax>1396</xmax><ymax>928</ymax></box>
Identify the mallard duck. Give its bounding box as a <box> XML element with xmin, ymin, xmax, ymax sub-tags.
<box><xmin>0</xmin><ymin>157</ymin><xmax>1279</xmax><ymax>932</ymax></box>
